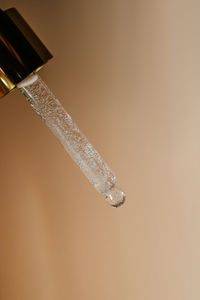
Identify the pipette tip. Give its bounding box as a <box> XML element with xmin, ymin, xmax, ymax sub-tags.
<box><xmin>105</xmin><ymin>185</ymin><xmax>126</xmax><ymax>208</ymax></box>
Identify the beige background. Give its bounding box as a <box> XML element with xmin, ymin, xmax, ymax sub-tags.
<box><xmin>0</xmin><ymin>0</ymin><xmax>200</xmax><ymax>299</ymax></box>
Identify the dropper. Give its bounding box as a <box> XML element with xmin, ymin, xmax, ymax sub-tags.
<box><xmin>0</xmin><ymin>7</ymin><xmax>126</xmax><ymax>207</ymax></box>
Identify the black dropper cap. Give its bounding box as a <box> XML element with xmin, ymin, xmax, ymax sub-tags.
<box><xmin>0</xmin><ymin>7</ymin><xmax>53</xmax><ymax>98</ymax></box>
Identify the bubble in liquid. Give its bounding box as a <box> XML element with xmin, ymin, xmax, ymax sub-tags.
<box><xmin>105</xmin><ymin>185</ymin><xmax>126</xmax><ymax>207</ymax></box>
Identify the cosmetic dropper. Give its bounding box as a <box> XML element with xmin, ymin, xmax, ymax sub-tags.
<box><xmin>0</xmin><ymin>7</ymin><xmax>126</xmax><ymax>207</ymax></box>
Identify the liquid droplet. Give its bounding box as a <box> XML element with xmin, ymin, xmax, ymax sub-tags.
<box><xmin>105</xmin><ymin>185</ymin><xmax>126</xmax><ymax>207</ymax></box>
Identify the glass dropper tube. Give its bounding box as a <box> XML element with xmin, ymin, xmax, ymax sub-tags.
<box><xmin>17</xmin><ymin>73</ymin><xmax>126</xmax><ymax>207</ymax></box>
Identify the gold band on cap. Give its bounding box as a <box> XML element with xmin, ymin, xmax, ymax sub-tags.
<box><xmin>0</xmin><ymin>68</ymin><xmax>15</xmax><ymax>98</ymax></box>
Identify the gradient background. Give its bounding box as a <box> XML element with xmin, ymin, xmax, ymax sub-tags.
<box><xmin>0</xmin><ymin>0</ymin><xmax>200</xmax><ymax>299</ymax></box>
